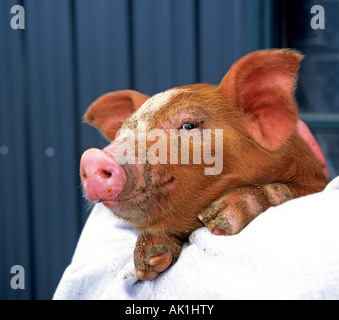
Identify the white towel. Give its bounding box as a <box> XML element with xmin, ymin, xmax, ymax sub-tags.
<box><xmin>54</xmin><ymin>177</ymin><xmax>339</xmax><ymax>300</ymax></box>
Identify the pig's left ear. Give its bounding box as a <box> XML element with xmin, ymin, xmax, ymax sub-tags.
<box><xmin>84</xmin><ymin>90</ymin><xmax>149</xmax><ymax>141</ymax></box>
<box><xmin>218</xmin><ymin>49</ymin><xmax>303</xmax><ymax>151</ymax></box>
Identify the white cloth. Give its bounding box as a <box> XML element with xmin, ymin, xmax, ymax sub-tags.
<box><xmin>54</xmin><ymin>177</ymin><xmax>339</xmax><ymax>300</ymax></box>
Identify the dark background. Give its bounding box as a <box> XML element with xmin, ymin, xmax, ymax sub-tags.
<box><xmin>1</xmin><ymin>0</ymin><xmax>338</xmax><ymax>299</ymax></box>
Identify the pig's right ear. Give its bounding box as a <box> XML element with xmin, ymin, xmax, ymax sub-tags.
<box><xmin>84</xmin><ymin>90</ymin><xmax>149</xmax><ymax>141</ymax></box>
<box><xmin>217</xmin><ymin>49</ymin><xmax>302</xmax><ymax>151</ymax></box>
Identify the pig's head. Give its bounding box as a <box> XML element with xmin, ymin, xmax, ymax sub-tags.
<box><xmin>80</xmin><ymin>49</ymin><xmax>302</xmax><ymax>238</ymax></box>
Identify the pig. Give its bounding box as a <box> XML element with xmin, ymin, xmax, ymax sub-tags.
<box><xmin>80</xmin><ymin>49</ymin><xmax>328</xmax><ymax>281</ymax></box>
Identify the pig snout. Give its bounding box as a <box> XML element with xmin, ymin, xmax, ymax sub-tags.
<box><xmin>80</xmin><ymin>148</ymin><xmax>127</xmax><ymax>202</ymax></box>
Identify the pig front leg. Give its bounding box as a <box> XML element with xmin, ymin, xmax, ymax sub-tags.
<box><xmin>134</xmin><ymin>233</ymin><xmax>183</xmax><ymax>281</ymax></box>
<box><xmin>198</xmin><ymin>184</ymin><xmax>295</xmax><ymax>236</ymax></box>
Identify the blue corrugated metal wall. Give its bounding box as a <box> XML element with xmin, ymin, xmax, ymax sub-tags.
<box><xmin>284</xmin><ymin>0</ymin><xmax>339</xmax><ymax>181</ymax></box>
<box><xmin>2</xmin><ymin>0</ymin><xmax>337</xmax><ymax>300</ymax></box>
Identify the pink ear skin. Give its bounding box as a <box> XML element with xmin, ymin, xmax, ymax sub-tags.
<box><xmin>297</xmin><ymin>119</ymin><xmax>330</xmax><ymax>179</ymax></box>
<box><xmin>218</xmin><ymin>49</ymin><xmax>303</xmax><ymax>151</ymax></box>
<box><xmin>84</xmin><ymin>90</ymin><xmax>149</xmax><ymax>141</ymax></box>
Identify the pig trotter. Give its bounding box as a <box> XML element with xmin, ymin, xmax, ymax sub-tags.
<box><xmin>198</xmin><ymin>184</ymin><xmax>294</xmax><ymax>235</ymax></box>
<box><xmin>134</xmin><ymin>234</ymin><xmax>182</xmax><ymax>281</ymax></box>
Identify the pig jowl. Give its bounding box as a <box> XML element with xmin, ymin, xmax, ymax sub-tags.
<box><xmin>80</xmin><ymin>49</ymin><xmax>328</xmax><ymax>281</ymax></box>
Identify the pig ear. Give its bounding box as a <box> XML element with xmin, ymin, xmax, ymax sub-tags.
<box><xmin>218</xmin><ymin>49</ymin><xmax>303</xmax><ymax>151</ymax></box>
<box><xmin>84</xmin><ymin>90</ymin><xmax>149</xmax><ymax>141</ymax></box>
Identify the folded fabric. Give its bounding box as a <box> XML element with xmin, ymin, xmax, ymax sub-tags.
<box><xmin>53</xmin><ymin>177</ymin><xmax>339</xmax><ymax>300</ymax></box>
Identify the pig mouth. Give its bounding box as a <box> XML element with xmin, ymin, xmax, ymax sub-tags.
<box><xmin>102</xmin><ymin>176</ymin><xmax>175</xmax><ymax>209</ymax></box>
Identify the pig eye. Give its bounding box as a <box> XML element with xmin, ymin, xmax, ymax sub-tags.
<box><xmin>180</xmin><ymin>122</ymin><xmax>200</xmax><ymax>130</ymax></box>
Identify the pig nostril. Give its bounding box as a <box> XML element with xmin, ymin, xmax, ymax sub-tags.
<box><xmin>100</xmin><ymin>170</ymin><xmax>112</xmax><ymax>179</ymax></box>
<box><xmin>80</xmin><ymin>169</ymin><xmax>87</xmax><ymax>180</ymax></box>
<box><xmin>104</xmin><ymin>170</ymin><xmax>112</xmax><ymax>178</ymax></box>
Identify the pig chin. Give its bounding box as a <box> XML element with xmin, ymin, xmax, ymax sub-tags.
<box><xmin>101</xmin><ymin>167</ymin><xmax>176</xmax><ymax>228</ymax></box>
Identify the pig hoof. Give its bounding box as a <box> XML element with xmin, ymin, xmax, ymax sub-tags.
<box><xmin>198</xmin><ymin>190</ymin><xmax>256</xmax><ymax>235</ymax></box>
<box><xmin>198</xmin><ymin>211</ymin><xmax>230</xmax><ymax>236</ymax></box>
<box><xmin>136</xmin><ymin>252</ymin><xmax>173</xmax><ymax>281</ymax></box>
<box><xmin>134</xmin><ymin>234</ymin><xmax>182</xmax><ymax>281</ymax></box>
<box><xmin>199</xmin><ymin>184</ymin><xmax>295</xmax><ymax>236</ymax></box>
